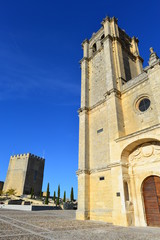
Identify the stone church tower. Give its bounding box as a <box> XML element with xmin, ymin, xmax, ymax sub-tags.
<box><xmin>76</xmin><ymin>16</ymin><xmax>160</xmax><ymax>227</ymax></box>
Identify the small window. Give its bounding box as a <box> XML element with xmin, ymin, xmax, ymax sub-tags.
<box><xmin>138</xmin><ymin>98</ymin><xmax>150</xmax><ymax>112</ymax></box>
<box><xmin>97</xmin><ymin>128</ymin><xmax>103</xmax><ymax>134</ymax></box>
<box><xmin>92</xmin><ymin>43</ymin><xmax>97</xmax><ymax>53</ymax></box>
<box><xmin>99</xmin><ymin>177</ymin><xmax>105</xmax><ymax>181</ymax></box>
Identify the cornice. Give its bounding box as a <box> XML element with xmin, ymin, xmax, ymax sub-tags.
<box><xmin>76</xmin><ymin>169</ymin><xmax>90</xmax><ymax>176</ymax></box>
<box><xmin>77</xmin><ymin>162</ymin><xmax>127</xmax><ymax>176</ymax></box>
<box><xmin>115</xmin><ymin>123</ymin><xmax>160</xmax><ymax>143</ymax></box>
<box><xmin>78</xmin><ymin>107</ymin><xmax>89</xmax><ymax>114</ymax></box>
<box><xmin>79</xmin><ymin>57</ymin><xmax>89</xmax><ymax>65</ymax></box>
<box><xmin>78</xmin><ymin>89</ymin><xmax>122</xmax><ymax>114</ymax></box>
<box><xmin>144</xmin><ymin>59</ymin><xmax>160</xmax><ymax>72</ymax></box>
<box><xmin>78</xmin><ymin>99</ymin><xmax>106</xmax><ymax>114</ymax></box>
<box><xmin>136</xmin><ymin>55</ymin><xmax>144</xmax><ymax>63</ymax></box>
<box><xmin>89</xmin><ymin>99</ymin><xmax>106</xmax><ymax>111</ymax></box>
<box><xmin>104</xmin><ymin>88</ymin><xmax>121</xmax><ymax>98</ymax></box>
<box><xmin>88</xmin><ymin>45</ymin><xmax>104</xmax><ymax>61</ymax></box>
<box><xmin>122</xmin><ymin>74</ymin><xmax>148</xmax><ymax>94</ymax></box>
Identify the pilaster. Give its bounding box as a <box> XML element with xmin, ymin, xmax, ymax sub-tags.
<box><xmin>131</xmin><ymin>37</ymin><xmax>143</xmax><ymax>74</ymax></box>
<box><xmin>111</xmin><ymin>165</ymin><xmax>128</xmax><ymax>226</ymax></box>
<box><xmin>80</xmin><ymin>40</ymin><xmax>89</xmax><ymax>108</ymax></box>
<box><xmin>77</xmin><ymin>107</ymin><xmax>90</xmax><ymax>220</ymax></box>
<box><xmin>101</xmin><ymin>17</ymin><xmax>116</xmax><ymax>91</ymax></box>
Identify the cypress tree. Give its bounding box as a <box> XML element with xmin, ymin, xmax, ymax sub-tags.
<box><xmin>45</xmin><ymin>183</ymin><xmax>49</xmax><ymax>205</ymax></box>
<box><xmin>53</xmin><ymin>191</ymin><xmax>56</xmax><ymax>202</ymax></box>
<box><xmin>31</xmin><ymin>187</ymin><xmax>34</xmax><ymax>199</ymax></box>
<box><xmin>56</xmin><ymin>185</ymin><xmax>60</xmax><ymax>206</ymax></box>
<box><xmin>56</xmin><ymin>195</ymin><xmax>59</xmax><ymax>206</ymax></box>
<box><xmin>58</xmin><ymin>185</ymin><xmax>60</xmax><ymax>198</ymax></box>
<box><xmin>70</xmin><ymin>187</ymin><xmax>74</xmax><ymax>202</ymax></box>
<box><xmin>40</xmin><ymin>190</ymin><xmax>42</xmax><ymax>198</ymax></box>
<box><xmin>63</xmin><ymin>191</ymin><xmax>66</xmax><ymax>202</ymax></box>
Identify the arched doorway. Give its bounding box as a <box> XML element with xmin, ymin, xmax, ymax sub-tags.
<box><xmin>142</xmin><ymin>176</ymin><xmax>160</xmax><ymax>226</ymax></box>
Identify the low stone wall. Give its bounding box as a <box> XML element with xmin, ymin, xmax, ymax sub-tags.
<box><xmin>0</xmin><ymin>205</ymin><xmax>61</xmax><ymax>211</ymax></box>
<box><xmin>32</xmin><ymin>206</ymin><xmax>61</xmax><ymax>211</ymax></box>
<box><xmin>0</xmin><ymin>205</ymin><xmax>32</xmax><ymax>211</ymax></box>
<box><xmin>63</xmin><ymin>202</ymin><xmax>77</xmax><ymax>210</ymax></box>
<box><xmin>8</xmin><ymin>199</ymin><xmax>23</xmax><ymax>205</ymax></box>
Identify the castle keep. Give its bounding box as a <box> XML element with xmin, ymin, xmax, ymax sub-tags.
<box><xmin>76</xmin><ymin>16</ymin><xmax>160</xmax><ymax>227</ymax></box>
<box><xmin>3</xmin><ymin>153</ymin><xmax>45</xmax><ymax>196</ymax></box>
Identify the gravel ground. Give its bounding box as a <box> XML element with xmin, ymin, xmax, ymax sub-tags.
<box><xmin>0</xmin><ymin>209</ymin><xmax>160</xmax><ymax>240</ymax></box>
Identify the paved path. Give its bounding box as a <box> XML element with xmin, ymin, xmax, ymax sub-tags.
<box><xmin>0</xmin><ymin>209</ymin><xmax>160</xmax><ymax>240</ymax></box>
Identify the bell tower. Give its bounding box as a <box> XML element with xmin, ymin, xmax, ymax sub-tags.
<box><xmin>76</xmin><ymin>16</ymin><xmax>144</xmax><ymax>222</ymax></box>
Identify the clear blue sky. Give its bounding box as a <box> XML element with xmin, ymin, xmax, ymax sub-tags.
<box><xmin>0</xmin><ymin>0</ymin><xmax>159</xmax><ymax>199</ymax></box>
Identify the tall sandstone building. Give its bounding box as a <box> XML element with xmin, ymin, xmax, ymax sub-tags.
<box><xmin>3</xmin><ymin>153</ymin><xmax>45</xmax><ymax>196</ymax></box>
<box><xmin>76</xmin><ymin>16</ymin><xmax>160</xmax><ymax>227</ymax></box>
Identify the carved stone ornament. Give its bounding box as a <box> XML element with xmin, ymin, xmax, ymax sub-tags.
<box><xmin>141</xmin><ymin>143</ymin><xmax>153</xmax><ymax>157</ymax></box>
<box><xmin>129</xmin><ymin>142</ymin><xmax>160</xmax><ymax>165</ymax></box>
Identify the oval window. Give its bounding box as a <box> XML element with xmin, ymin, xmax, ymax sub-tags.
<box><xmin>138</xmin><ymin>98</ymin><xmax>150</xmax><ymax>112</ymax></box>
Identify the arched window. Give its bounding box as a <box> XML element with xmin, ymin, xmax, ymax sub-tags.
<box><xmin>124</xmin><ymin>181</ymin><xmax>129</xmax><ymax>201</ymax></box>
<box><xmin>101</xmin><ymin>34</ymin><xmax>105</xmax><ymax>40</ymax></box>
<box><xmin>92</xmin><ymin>43</ymin><xmax>97</xmax><ymax>53</ymax></box>
<box><xmin>101</xmin><ymin>34</ymin><xmax>105</xmax><ymax>46</ymax></box>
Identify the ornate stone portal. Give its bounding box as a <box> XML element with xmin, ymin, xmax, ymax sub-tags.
<box><xmin>76</xmin><ymin>16</ymin><xmax>160</xmax><ymax>227</ymax></box>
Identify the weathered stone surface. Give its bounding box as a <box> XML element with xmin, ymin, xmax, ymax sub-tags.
<box><xmin>3</xmin><ymin>154</ymin><xmax>45</xmax><ymax>196</ymax></box>
<box><xmin>77</xmin><ymin>15</ymin><xmax>160</xmax><ymax>227</ymax></box>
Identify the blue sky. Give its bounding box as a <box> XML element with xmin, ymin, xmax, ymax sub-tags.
<box><xmin>0</xmin><ymin>0</ymin><xmax>160</xmax><ymax>198</ymax></box>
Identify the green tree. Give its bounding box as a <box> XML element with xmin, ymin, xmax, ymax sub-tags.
<box><xmin>56</xmin><ymin>185</ymin><xmax>60</xmax><ymax>206</ymax></box>
<box><xmin>63</xmin><ymin>191</ymin><xmax>66</xmax><ymax>202</ymax></box>
<box><xmin>58</xmin><ymin>185</ymin><xmax>60</xmax><ymax>198</ymax></box>
<box><xmin>45</xmin><ymin>183</ymin><xmax>49</xmax><ymax>205</ymax></box>
<box><xmin>39</xmin><ymin>190</ymin><xmax>42</xmax><ymax>198</ymax></box>
<box><xmin>0</xmin><ymin>190</ymin><xmax>4</xmax><ymax>196</ymax></box>
<box><xmin>53</xmin><ymin>191</ymin><xmax>56</xmax><ymax>202</ymax></box>
<box><xmin>31</xmin><ymin>187</ymin><xmax>34</xmax><ymax>199</ymax></box>
<box><xmin>56</xmin><ymin>196</ymin><xmax>59</xmax><ymax>206</ymax></box>
<box><xmin>70</xmin><ymin>187</ymin><xmax>74</xmax><ymax>202</ymax></box>
<box><xmin>6</xmin><ymin>188</ymin><xmax>16</xmax><ymax>196</ymax></box>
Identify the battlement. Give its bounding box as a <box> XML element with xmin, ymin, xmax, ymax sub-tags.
<box><xmin>10</xmin><ymin>153</ymin><xmax>45</xmax><ymax>161</ymax></box>
<box><xmin>4</xmin><ymin>153</ymin><xmax>45</xmax><ymax>195</ymax></box>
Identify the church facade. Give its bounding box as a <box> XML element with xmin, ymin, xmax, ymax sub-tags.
<box><xmin>76</xmin><ymin>16</ymin><xmax>160</xmax><ymax>227</ymax></box>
